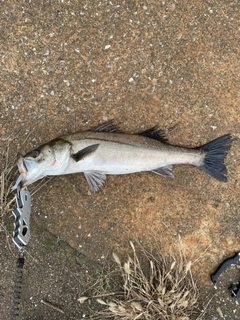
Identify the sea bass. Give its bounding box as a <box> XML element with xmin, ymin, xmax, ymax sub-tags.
<box><xmin>12</xmin><ymin>121</ymin><xmax>232</xmax><ymax>192</ymax></box>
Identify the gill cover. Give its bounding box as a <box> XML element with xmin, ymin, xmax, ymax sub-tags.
<box><xmin>12</xmin><ymin>138</ymin><xmax>71</xmax><ymax>189</ymax></box>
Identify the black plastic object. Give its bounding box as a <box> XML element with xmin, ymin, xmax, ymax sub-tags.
<box><xmin>11</xmin><ymin>256</ymin><xmax>24</xmax><ymax>319</ymax></box>
<box><xmin>210</xmin><ymin>252</ymin><xmax>240</xmax><ymax>284</ymax></box>
<box><xmin>229</xmin><ymin>283</ymin><xmax>240</xmax><ymax>298</ymax></box>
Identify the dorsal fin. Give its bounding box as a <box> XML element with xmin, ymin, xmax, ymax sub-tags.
<box><xmin>139</xmin><ymin>125</ymin><xmax>168</xmax><ymax>143</ymax></box>
<box><xmin>91</xmin><ymin>120</ymin><xmax>121</xmax><ymax>133</ymax></box>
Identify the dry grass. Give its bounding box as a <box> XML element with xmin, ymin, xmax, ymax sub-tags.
<box><xmin>0</xmin><ymin>131</ymin><xmax>33</xmax><ymax>222</ymax></box>
<box><xmin>0</xmin><ymin>141</ymin><xmax>18</xmax><ymax>231</ymax></box>
<box><xmin>79</xmin><ymin>240</ymin><xmax>204</xmax><ymax>320</ymax></box>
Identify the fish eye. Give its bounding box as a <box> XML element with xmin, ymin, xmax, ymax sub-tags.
<box><xmin>32</xmin><ymin>149</ymin><xmax>41</xmax><ymax>158</ymax></box>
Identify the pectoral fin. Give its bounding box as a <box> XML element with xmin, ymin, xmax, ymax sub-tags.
<box><xmin>71</xmin><ymin>144</ymin><xmax>100</xmax><ymax>162</ymax></box>
<box><xmin>84</xmin><ymin>171</ymin><xmax>106</xmax><ymax>193</ymax></box>
<box><xmin>152</xmin><ymin>165</ymin><xmax>174</xmax><ymax>178</ymax></box>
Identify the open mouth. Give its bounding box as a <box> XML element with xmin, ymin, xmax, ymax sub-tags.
<box><xmin>12</xmin><ymin>157</ymin><xmax>38</xmax><ymax>190</ymax></box>
<box><xmin>18</xmin><ymin>157</ymin><xmax>28</xmax><ymax>176</ymax></box>
<box><xmin>11</xmin><ymin>157</ymin><xmax>28</xmax><ymax>190</ymax></box>
<box><xmin>20</xmin><ymin>158</ymin><xmax>28</xmax><ymax>174</ymax></box>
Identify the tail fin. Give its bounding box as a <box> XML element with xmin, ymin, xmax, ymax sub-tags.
<box><xmin>198</xmin><ymin>134</ymin><xmax>233</xmax><ymax>182</ymax></box>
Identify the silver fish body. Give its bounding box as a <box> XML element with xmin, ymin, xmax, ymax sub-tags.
<box><xmin>12</xmin><ymin>122</ymin><xmax>232</xmax><ymax>192</ymax></box>
<box><xmin>63</xmin><ymin>131</ymin><xmax>204</xmax><ymax>174</ymax></box>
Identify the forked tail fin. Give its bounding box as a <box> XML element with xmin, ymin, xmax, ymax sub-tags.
<box><xmin>198</xmin><ymin>134</ymin><xmax>233</xmax><ymax>182</ymax></box>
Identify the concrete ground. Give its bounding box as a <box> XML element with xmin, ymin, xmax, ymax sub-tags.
<box><xmin>0</xmin><ymin>0</ymin><xmax>239</xmax><ymax>319</ymax></box>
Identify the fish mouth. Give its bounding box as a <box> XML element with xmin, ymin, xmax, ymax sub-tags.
<box><xmin>11</xmin><ymin>157</ymin><xmax>34</xmax><ymax>190</ymax></box>
<box><xmin>21</xmin><ymin>158</ymin><xmax>28</xmax><ymax>173</ymax></box>
<box><xmin>19</xmin><ymin>157</ymin><xmax>28</xmax><ymax>177</ymax></box>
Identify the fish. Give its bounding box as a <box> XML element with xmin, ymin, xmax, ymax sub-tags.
<box><xmin>12</xmin><ymin>121</ymin><xmax>233</xmax><ymax>192</ymax></box>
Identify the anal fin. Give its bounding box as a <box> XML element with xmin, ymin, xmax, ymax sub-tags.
<box><xmin>151</xmin><ymin>165</ymin><xmax>174</xmax><ymax>178</ymax></box>
<box><xmin>84</xmin><ymin>171</ymin><xmax>106</xmax><ymax>193</ymax></box>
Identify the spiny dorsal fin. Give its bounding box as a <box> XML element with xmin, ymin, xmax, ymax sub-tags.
<box><xmin>71</xmin><ymin>144</ymin><xmax>99</xmax><ymax>162</ymax></box>
<box><xmin>139</xmin><ymin>125</ymin><xmax>168</xmax><ymax>143</ymax></box>
<box><xmin>91</xmin><ymin>120</ymin><xmax>121</xmax><ymax>133</ymax></box>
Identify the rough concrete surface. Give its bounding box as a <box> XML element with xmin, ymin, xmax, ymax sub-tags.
<box><xmin>0</xmin><ymin>0</ymin><xmax>239</xmax><ymax>319</ymax></box>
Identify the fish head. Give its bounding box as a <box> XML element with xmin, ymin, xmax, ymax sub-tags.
<box><xmin>12</xmin><ymin>138</ymin><xmax>71</xmax><ymax>190</ymax></box>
